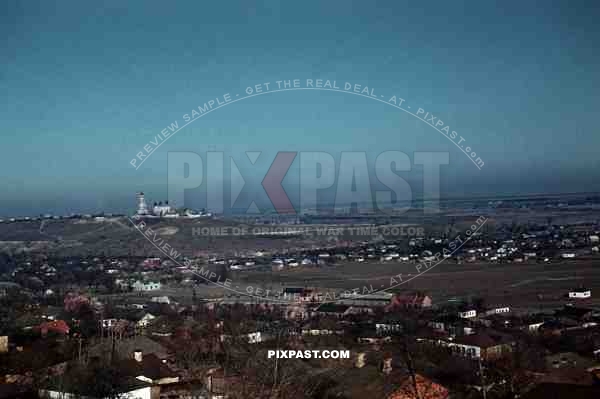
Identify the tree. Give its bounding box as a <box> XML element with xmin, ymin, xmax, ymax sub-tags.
<box><xmin>48</xmin><ymin>356</ymin><xmax>135</xmax><ymax>399</ymax></box>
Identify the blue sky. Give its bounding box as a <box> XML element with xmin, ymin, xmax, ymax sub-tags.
<box><xmin>1</xmin><ymin>0</ymin><xmax>599</xmax><ymax>215</ymax></box>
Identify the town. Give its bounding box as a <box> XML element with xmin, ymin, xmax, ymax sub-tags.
<box><xmin>2</xmin><ymin>2</ymin><xmax>599</xmax><ymax>397</ymax></box>
<box><xmin>2</xmin><ymin>199</ymin><xmax>600</xmax><ymax>398</ymax></box>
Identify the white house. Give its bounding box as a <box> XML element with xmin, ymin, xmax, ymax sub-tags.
<box><xmin>220</xmin><ymin>331</ymin><xmax>264</xmax><ymax>344</ymax></box>
<box><xmin>41</xmin><ymin>386</ymin><xmax>152</xmax><ymax>399</ymax></box>
<box><xmin>153</xmin><ymin>203</ymin><xmax>173</xmax><ymax>216</ymax></box>
<box><xmin>151</xmin><ymin>296</ymin><xmax>172</xmax><ymax>304</ymax></box>
<box><xmin>376</xmin><ymin>323</ymin><xmax>402</xmax><ymax>334</ymax></box>
<box><xmin>569</xmin><ymin>288</ymin><xmax>591</xmax><ymax>299</ymax></box>
<box><xmin>458</xmin><ymin>309</ymin><xmax>477</xmax><ymax>319</ymax></box>
<box><xmin>100</xmin><ymin>319</ymin><xmax>118</xmax><ymax>329</ymax></box>
<box><xmin>136</xmin><ymin>313</ymin><xmax>156</xmax><ymax>328</ymax></box>
<box><xmin>447</xmin><ymin>341</ymin><xmax>481</xmax><ymax>359</ymax></box>
<box><xmin>484</xmin><ymin>306</ymin><xmax>510</xmax><ymax>316</ymax></box>
<box><xmin>132</xmin><ymin>280</ymin><xmax>161</xmax><ymax>291</ymax></box>
<box><xmin>528</xmin><ymin>321</ymin><xmax>545</xmax><ymax>333</ymax></box>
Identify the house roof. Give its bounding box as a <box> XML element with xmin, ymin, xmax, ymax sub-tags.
<box><xmin>38</xmin><ymin>320</ymin><xmax>70</xmax><ymax>335</ymax></box>
<box><xmin>555</xmin><ymin>306</ymin><xmax>593</xmax><ymax>320</ymax></box>
<box><xmin>322</xmin><ymin>367</ymin><xmax>448</xmax><ymax>399</ymax></box>
<box><xmin>118</xmin><ymin>353</ymin><xmax>177</xmax><ymax>381</ymax></box>
<box><xmin>387</xmin><ymin>293</ymin><xmax>430</xmax><ymax>308</ymax></box>
<box><xmin>321</xmin><ymin>365</ymin><xmax>406</xmax><ymax>398</ymax></box>
<box><xmin>42</xmin><ymin>374</ymin><xmax>151</xmax><ymax>396</ymax></box>
<box><xmin>539</xmin><ymin>367</ymin><xmax>597</xmax><ymax>386</ymax></box>
<box><xmin>453</xmin><ymin>331</ymin><xmax>513</xmax><ymax>348</ymax></box>
<box><xmin>388</xmin><ymin>374</ymin><xmax>449</xmax><ymax>399</ymax></box>
<box><xmin>88</xmin><ymin>336</ymin><xmax>169</xmax><ymax>359</ymax></box>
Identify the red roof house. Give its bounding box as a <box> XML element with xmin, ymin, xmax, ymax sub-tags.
<box><xmin>39</xmin><ymin>320</ymin><xmax>70</xmax><ymax>336</ymax></box>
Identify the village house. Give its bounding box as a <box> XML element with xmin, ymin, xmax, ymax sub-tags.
<box><xmin>284</xmin><ymin>304</ymin><xmax>309</xmax><ymax>320</ymax></box>
<box><xmin>88</xmin><ymin>336</ymin><xmax>170</xmax><ymax>361</ymax></box>
<box><xmin>132</xmin><ymin>280</ymin><xmax>162</xmax><ymax>291</ymax></box>
<box><xmin>136</xmin><ymin>313</ymin><xmax>157</xmax><ymax>328</ymax></box>
<box><xmin>150</xmin><ymin>296</ymin><xmax>175</xmax><ymax>305</ymax></box>
<box><xmin>40</xmin><ymin>349</ymin><xmax>179</xmax><ymax>399</ymax></box>
<box><xmin>386</xmin><ymin>292</ymin><xmax>432</xmax><ymax>310</ymax></box>
<box><xmin>458</xmin><ymin>308</ymin><xmax>477</xmax><ymax>319</ymax></box>
<box><xmin>220</xmin><ymin>331</ymin><xmax>265</xmax><ymax>344</ymax></box>
<box><xmin>569</xmin><ymin>288</ymin><xmax>592</xmax><ymax>299</ymax></box>
<box><xmin>121</xmin><ymin>350</ymin><xmax>180</xmax><ymax>385</ymax></box>
<box><xmin>429</xmin><ymin>314</ymin><xmax>475</xmax><ymax>336</ymax></box>
<box><xmin>483</xmin><ymin>305</ymin><xmax>511</xmax><ymax>316</ymax></box>
<box><xmin>447</xmin><ymin>331</ymin><xmax>514</xmax><ymax>360</ymax></box>
<box><xmin>376</xmin><ymin>323</ymin><xmax>403</xmax><ymax>335</ymax></box>
<box><xmin>39</xmin><ymin>320</ymin><xmax>70</xmax><ymax>337</ymax></box>
<box><xmin>41</xmin><ymin>379</ymin><xmax>153</xmax><ymax>399</ymax></box>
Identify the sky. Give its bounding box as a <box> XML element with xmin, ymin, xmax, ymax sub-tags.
<box><xmin>0</xmin><ymin>0</ymin><xmax>599</xmax><ymax>216</ymax></box>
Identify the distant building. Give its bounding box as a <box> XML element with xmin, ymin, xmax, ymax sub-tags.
<box><xmin>132</xmin><ymin>281</ymin><xmax>161</xmax><ymax>291</ymax></box>
<box><xmin>135</xmin><ymin>192</ymin><xmax>208</xmax><ymax>218</ymax></box>
<box><xmin>448</xmin><ymin>332</ymin><xmax>514</xmax><ymax>360</ymax></box>
<box><xmin>483</xmin><ymin>306</ymin><xmax>510</xmax><ymax>316</ymax></box>
<box><xmin>100</xmin><ymin>318</ymin><xmax>119</xmax><ymax>329</ymax></box>
<box><xmin>458</xmin><ymin>309</ymin><xmax>477</xmax><ymax>319</ymax></box>
<box><xmin>527</xmin><ymin>320</ymin><xmax>546</xmax><ymax>333</ymax></box>
<box><xmin>153</xmin><ymin>201</ymin><xmax>173</xmax><ymax>217</ymax></box>
<box><xmin>136</xmin><ymin>313</ymin><xmax>156</xmax><ymax>328</ymax></box>
<box><xmin>568</xmin><ymin>288</ymin><xmax>591</xmax><ymax>299</ymax></box>
<box><xmin>151</xmin><ymin>296</ymin><xmax>173</xmax><ymax>304</ymax></box>
<box><xmin>220</xmin><ymin>331</ymin><xmax>264</xmax><ymax>344</ymax></box>
<box><xmin>386</xmin><ymin>292</ymin><xmax>432</xmax><ymax>310</ymax></box>
<box><xmin>136</xmin><ymin>192</ymin><xmax>149</xmax><ymax>215</ymax></box>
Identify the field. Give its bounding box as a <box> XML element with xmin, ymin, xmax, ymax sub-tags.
<box><xmin>103</xmin><ymin>258</ymin><xmax>600</xmax><ymax>312</ymax></box>
<box><xmin>232</xmin><ymin>258</ymin><xmax>600</xmax><ymax>310</ymax></box>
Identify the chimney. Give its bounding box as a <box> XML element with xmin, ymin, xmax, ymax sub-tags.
<box><xmin>133</xmin><ymin>350</ymin><xmax>143</xmax><ymax>362</ymax></box>
<box><xmin>355</xmin><ymin>352</ymin><xmax>366</xmax><ymax>368</ymax></box>
<box><xmin>381</xmin><ymin>357</ymin><xmax>392</xmax><ymax>375</ymax></box>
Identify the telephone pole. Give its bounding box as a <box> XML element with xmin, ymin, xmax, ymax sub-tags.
<box><xmin>479</xmin><ymin>358</ymin><xmax>487</xmax><ymax>399</ymax></box>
